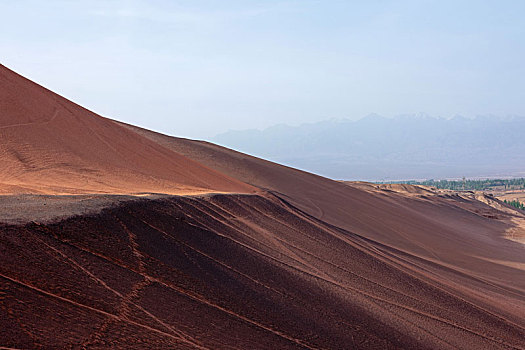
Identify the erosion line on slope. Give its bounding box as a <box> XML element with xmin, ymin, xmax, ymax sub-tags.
<box><xmin>0</xmin><ymin>288</ymin><xmax>41</xmax><ymax>348</ymax></box>
<box><xmin>0</xmin><ymin>108</ymin><xmax>59</xmax><ymax>130</ymax></box>
<box><xmin>176</xmin><ymin>198</ymin><xmax>524</xmax><ymax>347</ymax></box>
<box><xmin>136</xmin><ymin>217</ymin><xmax>289</xmax><ymax>298</ymax></box>
<box><xmin>0</xmin><ymin>273</ymin><xmax>208</xmax><ymax>349</ymax></box>
<box><xmin>137</xmin><ymin>215</ymin><xmax>462</xmax><ymax>348</ymax></box>
<box><xmin>272</xmin><ymin>192</ymin><xmax>525</xmax><ymax>330</ymax></box>
<box><xmin>29</xmin><ymin>226</ymin><xmax>208</xmax><ymax>350</ymax></box>
<box><xmin>185</xmin><ymin>196</ymin><xmax>470</xmax><ymax>317</ymax></box>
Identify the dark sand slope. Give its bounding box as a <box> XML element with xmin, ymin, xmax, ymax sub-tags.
<box><xmin>0</xmin><ymin>66</ymin><xmax>524</xmax><ymax>349</ymax></box>
<box><xmin>2</xmin><ymin>195</ymin><xmax>524</xmax><ymax>349</ymax></box>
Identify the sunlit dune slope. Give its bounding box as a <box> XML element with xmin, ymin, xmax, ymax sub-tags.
<box><xmin>0</xmin><ymin>65</ymin><xmax>254</xmax><ymax>195</ymax></box>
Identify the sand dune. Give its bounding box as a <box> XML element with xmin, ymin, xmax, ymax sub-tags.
<box><xmin>123</xmin><ymin>122</ymin><xmax>525</xmax><ymax>316</ymax></box>
<box><xmin>0</xmin><ymin>65</ymin><xmax>254</xmax><ymax>195</ymax></box>
<box><xmin>1</xmin><ymin>66</ymin><xmax>524</xmax><ymax>349</ymax></box>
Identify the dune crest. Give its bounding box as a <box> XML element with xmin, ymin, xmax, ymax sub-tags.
<box><xmin>0</xmin><ymin>65</ymin><xmax>255</xmax><ymax>195</ymax></box>
<box><xmin>1</xmin><ymin>65</ymin><xmax>524</xmax><ymax>349</ymax></box>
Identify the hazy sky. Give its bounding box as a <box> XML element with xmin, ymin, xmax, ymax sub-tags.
<box><xmin>2</xmin><ymin>0</ymin><xmax>525</xmax><ymax>139</ymax></box>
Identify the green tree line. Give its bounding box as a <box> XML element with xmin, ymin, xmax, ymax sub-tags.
<box><xmin>504</xmin><ymin>199</ymin><xmax>525</xmax><ymax>211</ymax></box>
<box><xmin>382</xmin><ymin>178</ymin><xmax>525</xmax><ymax>191</ymax></box>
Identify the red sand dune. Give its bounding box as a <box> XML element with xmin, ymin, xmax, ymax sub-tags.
<box><xmin>0</xmin><ymin>65</ymin><xmax>254</xmax><ymax>195</ymax></box>
<box><xmin>1</xmin><ymin>65</ymin><xmax>524</xmax><ymax>349</ymax></box>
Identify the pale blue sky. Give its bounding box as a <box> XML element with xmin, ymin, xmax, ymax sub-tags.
<box><xmin>2</xmin><ymin>0</ymin><xmax>525</xmax><ymax>139</ymax></box>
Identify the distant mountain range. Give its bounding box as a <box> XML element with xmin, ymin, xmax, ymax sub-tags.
<box><xmin>212</xmin><ymin>114</ymin><xmax>525</xmax><ymax>180</ymax></box>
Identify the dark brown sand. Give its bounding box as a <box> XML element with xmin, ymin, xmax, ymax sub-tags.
<box><xmin>1</xmin><ymin>65</ymin><xmax>524</xmax><ymax>349</ymax></box>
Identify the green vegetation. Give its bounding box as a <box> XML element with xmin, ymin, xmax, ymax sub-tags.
<box><xmin>504</xmin><ymin>199</ymin><xmax>525</xmax><ymax>211</ymax></box>
<box><xmin>382</xmin><ymin>178</ymin><xmax>525</xmax><ymax>191</ymax></box>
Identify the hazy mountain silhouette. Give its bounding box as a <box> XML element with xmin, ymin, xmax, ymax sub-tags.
<box><xmin>213</xmin><ymin>114</ymin><xmax>525</xmax><ymax>180</ymax></box>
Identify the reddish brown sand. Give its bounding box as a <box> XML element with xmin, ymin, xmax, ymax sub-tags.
<box><xmin>1</xmin><ymin>65</ymin><xmax>524</xmax><ymax>349</ymax></box>
<box><xmin>0</xmin><ymin>65</ymin><xmax>254</xmax><ymax>195</ymax></box>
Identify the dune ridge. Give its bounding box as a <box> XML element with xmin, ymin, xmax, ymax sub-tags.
<box><xmin>0</xmin><ymin>64</ymin><xmax>255</xmax><ymax>195</ymax></box>
<box><xmin>0</xmin><ymin>65</ymin><xmax>524</xmax><ymax>349</ymax></box>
